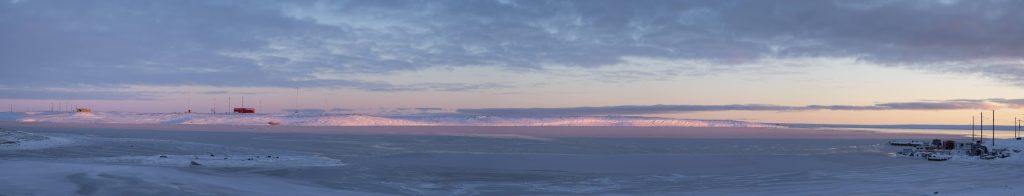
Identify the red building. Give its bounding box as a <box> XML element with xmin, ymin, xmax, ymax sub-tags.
<box><xmin>233</xmin><ymin>108</ymin><xmax>255</xmax><ymax>113</ymax></box>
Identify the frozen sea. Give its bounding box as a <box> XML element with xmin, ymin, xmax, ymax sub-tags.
<box><xmin>2</xmin><ymin>122</ymin><xmax>1022</xmax><ymax>195</ymax></box>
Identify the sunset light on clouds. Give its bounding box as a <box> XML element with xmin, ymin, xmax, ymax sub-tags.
<box><xmin>4</xmin><ymin>0</ymin><xmax>1024</xmax><ymax>124</ymax></box>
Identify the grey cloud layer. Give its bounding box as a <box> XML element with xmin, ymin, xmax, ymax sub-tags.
<box><xmin>456</xmin><ymin>99</ymin><xmax>1011</xmax><ymax>116</ymax></box>
<box><xmin>2</xmin><ymin>0</ymin><xmax>1024</xmax><ymax>97</ymax></box>
<box><xmin>0</xmin><ymin>88</ymin><xmax>155</xmax><ymax>100</ymax></box>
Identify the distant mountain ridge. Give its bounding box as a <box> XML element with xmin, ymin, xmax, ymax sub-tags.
<box><xmin>2</xmin><ymin>112</ymin><xmax>781</xmax><ymax>128</ymax></box>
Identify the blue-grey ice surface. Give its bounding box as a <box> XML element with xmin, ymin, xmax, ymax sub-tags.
<box><xmin>1</xmin><ymin>124</ymin><xmax>1020</xmax><ymax>195</ymax></box>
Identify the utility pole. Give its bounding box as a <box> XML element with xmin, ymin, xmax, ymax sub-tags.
<box><xmin>295</xmin><ymin>88</ymin><xmax>300</xmax><ymax>113</ymax></box>
<box><xmin>212</xmin><ymin>98</ymin><xmax>217</xmax><ymax>114</ymax></box>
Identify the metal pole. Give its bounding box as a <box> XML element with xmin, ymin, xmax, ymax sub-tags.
<box><xmin>992</xmin><ymin>110</ymin><xmax>995</xmax><ymax>146</ymax></box>
<box><xmin>295</xmin><ymin>88</ymin><xmax>299</xmax><ymax>113</ymax></box>
<box><xmin>972</xmin><ymin>116</ymin><xmax>976</xmax><ymax>141</ymax></box>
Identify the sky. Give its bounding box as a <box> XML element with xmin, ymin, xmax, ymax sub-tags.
<box><xmin>3</xmin><ymin>0</ymin><xmax>1024</xmax><ymax>125</ymax></box>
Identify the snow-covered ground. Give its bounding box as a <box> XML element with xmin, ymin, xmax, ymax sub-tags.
<box><xmin>2</xmin><ymin>123</ymin><xmax>1022</xmax><ymax>195</ymax></box>
<box><xmin>84</xmin><ymin>154</ymin><xmax>345</xmax><ymax>167</ymax></box>
<box><xmin>894</xmin><ymin>138</ymin><xmax>1024</xmax><ymax>163</ymax></box>
<box><xmin>0</xmin><ymin>128</ymin><xmax>78</xmax><ymax>150</ymax></box>
<box><xmin>0</xmin><ymin>161</ymin><xmax>376</xmax><ymax>196</ymax></box>
<box><xmin>3</xmin><ymin>111</ymin><xmax>781</xmax><ymax>127</ymax></box>
<box><xmin>1</xmin><ymin>126</ymin><xmax>370</xmax><ymax>195</ymax></box>
<box><xmin>0</xmin><ymin>112</ymin><xmax>22</xmax><ymax>121</ymax></box>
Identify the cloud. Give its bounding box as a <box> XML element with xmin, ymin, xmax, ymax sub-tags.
<box><xmin>456</xmin><ymin>99</ymin><xmax>1003</xmax><ymax>116</ymax></box>
<box><xmin>329</xmin><ymin>108</ymin><xmax>352</xmax><ymax>112</ymax></box>
<box><xmin>0</xmin><ymin>88</ymin><xmax>154</xmax><ymax>100</ymax></box>
<box><xmin>984</xmin><ymin>98</ymin><xmax>1024</xmax><ymax>107</ymax></box>
<box><xmin>0</xmin><ymin>0</ymin><xmax>511</xmax><ymax>93</ymax></box>
<box><xmin>3</xmin><ymin>0</ymin><xmax>1024</xmax><ymax>92</ymax></box>
<box><xmin>353</xmin><ymin>82</ymin><xmax>513</xmax><ymax>92</ymax></box>
<box><xmin>282</xmin><ymin>108</ymin><xmax>327</xmax><ymax>114</ymax></box>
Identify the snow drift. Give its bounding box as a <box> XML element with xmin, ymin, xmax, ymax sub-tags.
<box><xmin>4</xmin><ymin>112</ymin><xmax>781</xmax><ymax>128</ymax></box>
<box><xmin>0</xmin><ymin>127</ymin><xmax>77</xmax><ymax>150</ymax></box>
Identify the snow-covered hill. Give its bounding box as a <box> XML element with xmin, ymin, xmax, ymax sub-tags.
<box><xmin>405</xmin><ymin>115</ymin><xmax>779</xmax><ymax>127</ymax></box>
<box><xmin>3</xmin><ymin>112</ymin><xmax>781</xmax><ymax>128</ymax></box>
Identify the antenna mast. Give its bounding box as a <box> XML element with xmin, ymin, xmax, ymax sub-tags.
<box><xmin>1016</xmin><ymin>117</ymin><xmax>1020</xmax><ymax>139</ymax></box>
